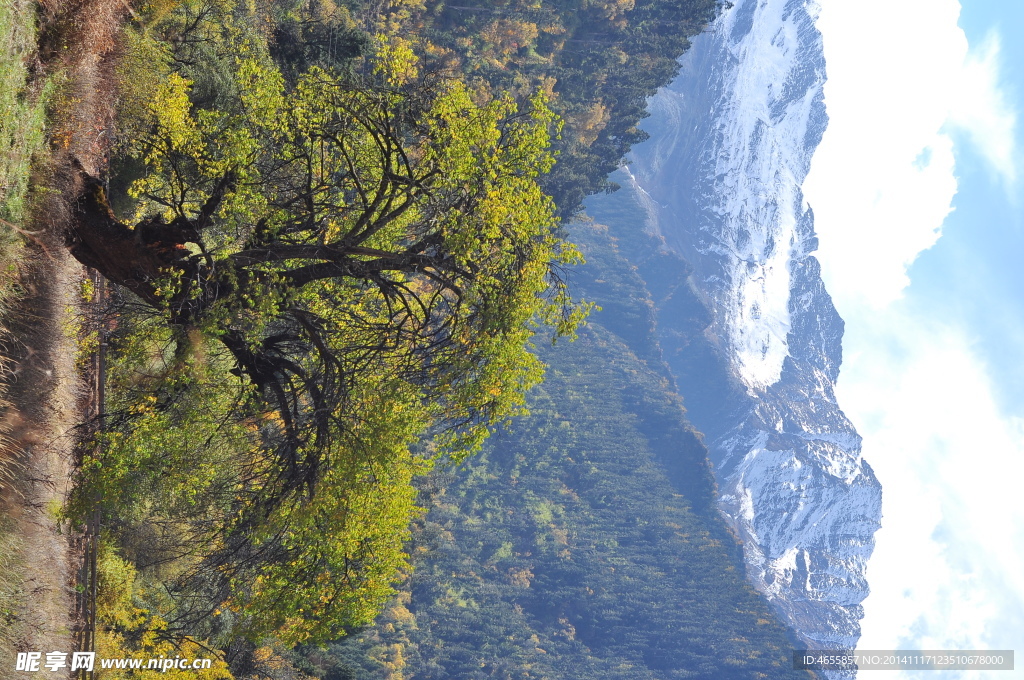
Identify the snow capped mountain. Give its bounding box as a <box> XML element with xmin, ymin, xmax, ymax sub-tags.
<box><xmin>622</xmin><ymin>0</ymin><xmax>882</xmax><ymax>656</ymax></box>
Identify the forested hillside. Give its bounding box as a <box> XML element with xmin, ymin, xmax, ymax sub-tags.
<box><xmin>387</xmin><ymin>0</ymin><xmax>723</xmax><ymax>213</ymax></box>
<box><xmin>312</xmin><ymin>221</ymin><xmax>813</xmax><ymax>679</ymax></box>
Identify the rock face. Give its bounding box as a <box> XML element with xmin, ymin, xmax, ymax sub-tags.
<box><xmin>622</xmin><ymin>0</ymin><xmax>882</xmax><ymax>654</ymax></box>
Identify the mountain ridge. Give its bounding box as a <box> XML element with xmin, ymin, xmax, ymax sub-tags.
<box><xmin>586</xmin><ymin>0</ymin><xmax>882</xmax><ymax>655</ymax></box>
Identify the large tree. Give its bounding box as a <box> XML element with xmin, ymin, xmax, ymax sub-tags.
<box><xmin>67</xmin><ymin>46</ymin><xmax>586</xmax><ymax>643</ymax></box>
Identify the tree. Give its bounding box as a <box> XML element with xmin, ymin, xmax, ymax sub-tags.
<box><xmin>66</xmin><ymin>49</ymin><xmax>587</xmax><ymax>644</ymax></box>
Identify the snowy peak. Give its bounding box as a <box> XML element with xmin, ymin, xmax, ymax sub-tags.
<box><xmin>643</xmin><ymin>0</ymin><xmax>830</xmax><ymax>391</ymax></box>
<box><xmin>619</xmin><ymin>0</ymin><xmax>881</xmax><ymax>658</ymax></box>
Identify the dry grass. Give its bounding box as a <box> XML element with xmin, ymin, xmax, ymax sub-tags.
<box><xmin>0</xmin><ymin>0</ymin><xmax>128</xmax><ymax>669</ymax></box>
<box><xmin>38</xmin><ymin>0</ymin><xmax>125</xmax><ymax>175</ymax></box>
<box><xmin>0</xmin><ymin>517</ymin><xmax>27</xmax><ymax>669</ymax></box>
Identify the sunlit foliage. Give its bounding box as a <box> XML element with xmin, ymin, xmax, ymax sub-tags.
<box><xmin>68</xmin><ymin>0</ymin><xmax>587</xmax><ymax>646</ymax></box>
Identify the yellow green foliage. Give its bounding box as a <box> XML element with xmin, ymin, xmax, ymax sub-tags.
<box><xmin>76</xmin><ymin>0</ymin><xmax>588</xmax><ymax>656</ymax></box>
<box><xmin>114</xmin><ymin>27</ymin><xmax>173</xmax><ymax>145</ymax></box>
<box><xmin>75</xmin><ymin>62</ymin><xmax>582</xmax><ymax>648</ymax></box>
<box><xmin>372</xmin><ymin>34</ymin><xmax>419</xmax><ymax>86</ymax></box>
<box><xmin>95</xmin><ymin>543</ymin><xmax>233</xmax><ymax>679</ymax></box>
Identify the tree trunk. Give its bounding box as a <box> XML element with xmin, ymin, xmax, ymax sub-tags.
<box><xmin>66</xmin><ymin>165</ymin><xmax>195</xmax><ymax>308</ymax></box>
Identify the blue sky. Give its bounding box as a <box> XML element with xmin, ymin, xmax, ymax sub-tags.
<box><xmin>912</xmin><ymin>0</ymin><xmax>1024</xmax><ymax>412</ymax></box>
<box><xmin>803</xmin><ymin>0</ymin><xmax>1024</xmax><ymax>677</ymax></box>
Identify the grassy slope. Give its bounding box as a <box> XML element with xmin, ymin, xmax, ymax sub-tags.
<box><xmin>0</xmin><ymin>0</ymin><xmax>47</xmax><ymax>662</ymax></box>
<box><xmin>0</xmin><ymin>0</ymin><xmax>47</xmax><ymax>230</ymax></box>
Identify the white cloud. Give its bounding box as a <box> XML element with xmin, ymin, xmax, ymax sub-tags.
<box><xmin>948</xmin><ymin>31</ymin><xmax>1018</xmax><ymax>188</ymax></box>
<box><xmin>805</xmin><ymin>1</ymin><xmax>1024</xmax><ymax>676</ymax></box>
<box><xmin>840</xmin><ymin>311</ymin><xmax>1024</xmax><ymax>671</ymax></box>
<box><xmin>804</xmin><ymin>0</ymin><xmax>1016</xmax><ymax>310</ymax></box>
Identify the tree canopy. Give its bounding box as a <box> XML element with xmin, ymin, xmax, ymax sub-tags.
<box><xmin>67</xmin><ymin>38</ymin><xmax>586</xmax><ymax>644</ymax></box>
<box><xmin>57</xmin><ymin>0</ymin><xmax>729</xmax><ymax>666</ymax></box>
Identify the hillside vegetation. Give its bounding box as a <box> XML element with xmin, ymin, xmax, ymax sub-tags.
<box><xmin>309</xmin><ymin>221</ymin><xmax>814</xmax><ymax>680</ymax></box>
